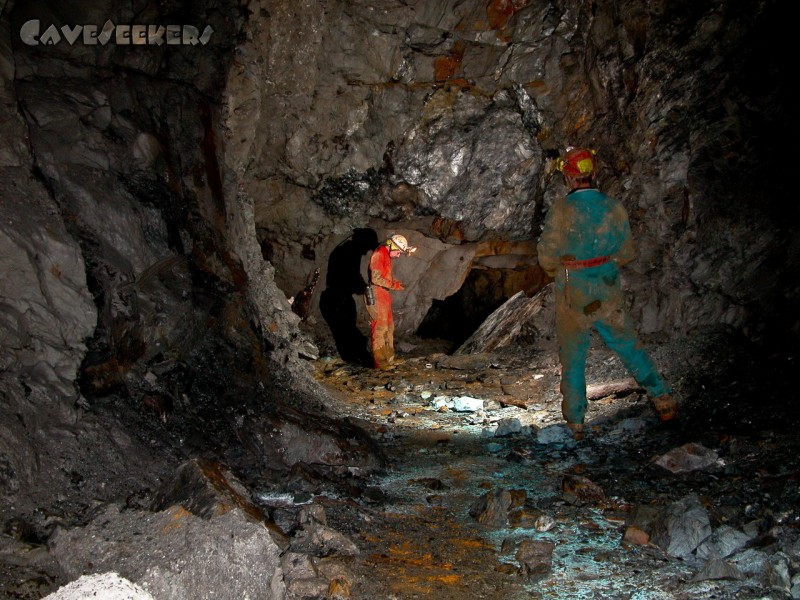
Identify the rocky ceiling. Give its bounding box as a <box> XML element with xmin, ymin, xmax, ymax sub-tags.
<box><xmin>0</xmin><ymin>0</ymin><xmax>798</xmax><ymax>597</ymax></box>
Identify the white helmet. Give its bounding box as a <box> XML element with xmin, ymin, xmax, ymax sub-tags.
<box><xmin>388</xmin><ymin>234</ymin><xmax>417</xmax><ymax>255</ymax></box>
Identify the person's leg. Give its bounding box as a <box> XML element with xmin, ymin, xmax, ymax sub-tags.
<box><xmin>371</xmin><ymin>322</ymin><xmax>394</xmax><ymax>369</ymax></box>
<box><xmin>595</xmin><ymin>308</ymin><xmax>668</xmax><ymax>395</ymax></box>
<box><xmin>556</xmin><ymin>305</ymin><xmax>592</xmax><ymax>430</ymax></box>
<box><xmin>386</xmin><ymin>309</ymin><xmax>395</xmax><ymax>364</ymax></box>
<box><xmin>369</xmin><ymin>318</ymin><xmax>382</xmax><ymax>368</ymax></box>
<box><xmin>595</xmin><ymin>307</ymin><xmax>676</xmax><ymax>419</ymax></box>
<box><xmin>371</xmin><ymin>293</ymin><xmax>394</xmax><ymax>369</ymax></box>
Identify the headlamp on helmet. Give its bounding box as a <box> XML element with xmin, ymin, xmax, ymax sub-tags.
<box><xmin>388</xmin><ymin>234</ymin><xmax>417</xmax><ymax>255</ymax></box>
<box><xmin>556</xmin><ymin>147</ymin><xmax>597</xmax><ymax>177</ymax></box>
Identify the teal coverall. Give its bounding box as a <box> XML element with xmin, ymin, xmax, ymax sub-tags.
<box><xmin>537</xmin><ymin>188</ymin><xmax>669</xmax><ymax>425</ymax></box>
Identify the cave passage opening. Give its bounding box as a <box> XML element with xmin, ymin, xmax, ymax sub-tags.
<box><xmin>416</xmin><ymin>261</ymin><xmax>546</xmax><ymax>352</ymax></box>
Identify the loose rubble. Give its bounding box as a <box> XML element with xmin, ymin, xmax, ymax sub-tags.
<box><xmin>303</xmin><ymin>336</ymin><xmax>800</xmax><ymax>600</ymax></box>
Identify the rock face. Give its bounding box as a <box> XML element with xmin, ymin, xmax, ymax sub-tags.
<box><xmin>0</xmin><ymin>0</ymin><xmax>797</xmax><ymax>596</ymax></box>
<box><xmin>49</xmin><ymin>505</ymin><xmax>286</xmax><ymax>600</ymax></box>
<box><xmin>43</xmin><ymin>573</ymin><xmax>155</xmax><ymax>600</ymax></box>
<box><xmin>223</xmin><ymin>0</ymin><xmax>797</xmax><ymax>351</ymax></box>
<box><xmin>0</xmin><ymin>0</ymin><xmax>380</xmax><ymax>538</ymax></box>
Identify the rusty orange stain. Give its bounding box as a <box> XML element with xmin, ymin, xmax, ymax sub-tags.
<box><xmin>448</xmin><ymin>537</ymin><xmax>492</xmax><ymax>549</ymax></box>
<box><xmin>429</xmin><ymin>574</ymin><xmax>462</xmax><ymax>585</ymax></box>
<box><xmin>431</xmin><ymin>216</ymin><xmax>465</xmax><ymax>241</ymax></box>
<box><xmin>433</xmin><ymin>56</ymin><xmax>460</xmax><ymax>81</ymax></box>
<box><xmin>389</xmin><ymin>540</ymin><xmax>415</xmax><ymax>556</ymax></box>
<box><xmin>525</xmin><ymin>79</ymin><xmax>551</xmax><ymax>95</ymax></box>
<box><xmin>169</xmin><ymin>506</ymin><xmax>191</xmax><ymax>519</ymax></box>
<box><xmin>161</xmin><ymin>505</ymin><xmax>191</xmax><ymax>533</ymax></box>
<box><xmin>390</xmin><ymin>580</ymin><xmax>433</xmax><ymax>595</ymax></box>
<box><xmin>487</xmin><ymin>0</ymin><xmax>515</xmax><ymax>30</ymax></box>
<box><xmin>487</xmin><ymin>0</ymin><xmax>532</xmax><ymax>30</ymax></box>
<box><xmin>434</xmin><ymin>42</ymin><xmax>464</xmax><ymax>82</ymax></box>
<box><xmin>367</xmin><ymin>550</ymin><xmax>454</xmax><ymax>570</ymax></box>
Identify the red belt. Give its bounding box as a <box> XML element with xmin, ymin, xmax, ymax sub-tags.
<box><xmin>561</xmin><ymin>255</ymin><xmax>611</xmax><ymax>269</ymax></box>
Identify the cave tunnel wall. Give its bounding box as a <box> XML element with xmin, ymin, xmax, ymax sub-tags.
<box><xmin>418</xmin><ymin>260</ymin><xmax>544</xmax><ymax>349</ymax></box>
<box><xmin>0</xmin><ymin>0</ymin><xmax>320</xmax><ymax>518</ymax></box>
<box><xmin>3</xmin><ymin>0</ymin><xmax>796</xmax><ymax>377</ymax></box>
<box><xmin>0</xmin><ymin>0</ymin><xmax>798</xmax><ymax>525</ymax></box>
<box><xmin>224</xmin><ymin>0</ymin><xmax>798</xmax><ymax>352</ymax></box>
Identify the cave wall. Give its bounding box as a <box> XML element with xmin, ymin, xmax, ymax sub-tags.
<box><xmin>225</xmin><ymin>0</ymin><xmax>797</xmax><ymax>346</ymax></box>
<box><xmin>0</xmin><ymin>0</ymin><xmax>318</xmax><ymax>521</ymax></box>
<box><xmin>0</xmin><ymin>0</ymin><xmax>796</xmax><ymax>535</ymax></box>
<box><xmin>0</xmin><ymin>0</ymin><xmax>103</xmax><ymax>513</ymax></box>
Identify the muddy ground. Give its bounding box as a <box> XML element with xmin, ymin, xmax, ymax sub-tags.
<box><xmin>304</xmin><ymin>330</ymin><xmax>800</xmax><ymax>600</ymax></box>
<box><xmin>2</xmin><ymin>326</ymin><xmax>798</xmax><ymax>599</ymax></box>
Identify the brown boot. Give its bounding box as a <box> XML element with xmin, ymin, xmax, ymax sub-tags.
<box><xmin>567</xmin><ymin>423</ymin><xmax>585</xmax><ymax>441</ymax></box>
<box><xmin>652</xmin><ymin>394</ymin><xmax>678</xmax><ymax>421</ymax></box>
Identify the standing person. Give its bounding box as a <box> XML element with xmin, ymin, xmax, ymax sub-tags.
<box><xmin>367</xmin><ymin>234</ymin><xmax>416</xmax><ymax>370</ymax></box>
<box><xmin>537</xmin><ymin>147</ymin><xmax>677</xmax><ymax>440</ymax></box>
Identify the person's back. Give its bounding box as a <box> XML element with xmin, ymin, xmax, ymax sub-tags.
<box><xmin>540</xmin><ymin>188</ymin><xmax>636</xmax><ymax>310</ymax></box>
<box><xmin>559</xmin><ymin>189</ymin><xmax>628</xmax><ymax>260</ymax></box>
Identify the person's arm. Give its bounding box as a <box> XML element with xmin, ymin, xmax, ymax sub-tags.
<box><xmin>613</xmin><ymin>204</ymin><xmax>636</xmax><ymax>267</ymax></box>
<box><xmin>537</xmin><ymin>199</ymin><xmax>565</xmax><ymax>276</ymax></box>
<box><xmin>370</xmin><ymin>249</ymin><xmax>404</xmax><ymax>290</ymax></box>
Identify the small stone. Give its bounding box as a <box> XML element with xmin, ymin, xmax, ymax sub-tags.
<box><xmin>690</xmin><ymin>557</ymin><xmax>745</xmax><ymax>582</ymax></box>
<box><xmin>534</xmin><ymin>514</ymin><xmax>556</xmax><ymax>532</ymax></box>
<box><xmin>453</xmin><ymin>396</ymin><xmax>484</xmax><ymax>412</ymax></box>
<box><xmin>327</xmin><ymin>575</ymin><xmax>351</xmax><ymax>599</ymax></box>
<box><xmin>516</xmin><ymin>539</ymin><xmax>555</xmax><ymax>578</ymax></box>
<box><xmin>495</xmin><ymin>563</ymin><xmax>518</xmax><ymax>575</ymax></box>
<box><xmin>561</xmin><ymin>474</ymin><xmax>605</xmax><ymax>505</ymax></box>
<box><xmin>623</xmin><ymin>526</ymin><xmax>650</xmax><ymax>546</ymax></box>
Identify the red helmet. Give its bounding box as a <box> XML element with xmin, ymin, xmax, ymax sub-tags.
<box><xmin>557</xmin><ymin>147</ymin><xmax>597</xmax><ymax>177</ymax></box>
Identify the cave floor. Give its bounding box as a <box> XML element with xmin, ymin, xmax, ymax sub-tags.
<box><xmin>308</xmin><ymin>335</ymin><xmax>800</xmax><ymax>600</ymax></box>
<box><xmin>2</xmin><ymin>334</ymin><xmax>797</xmax><ymax>599</ymax></box>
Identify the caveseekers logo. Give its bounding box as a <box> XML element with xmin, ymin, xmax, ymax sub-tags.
<box><xmin>20</xmin><ymin>19</ymin><xmax>214</xmax><ymax>46</ymax></box>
